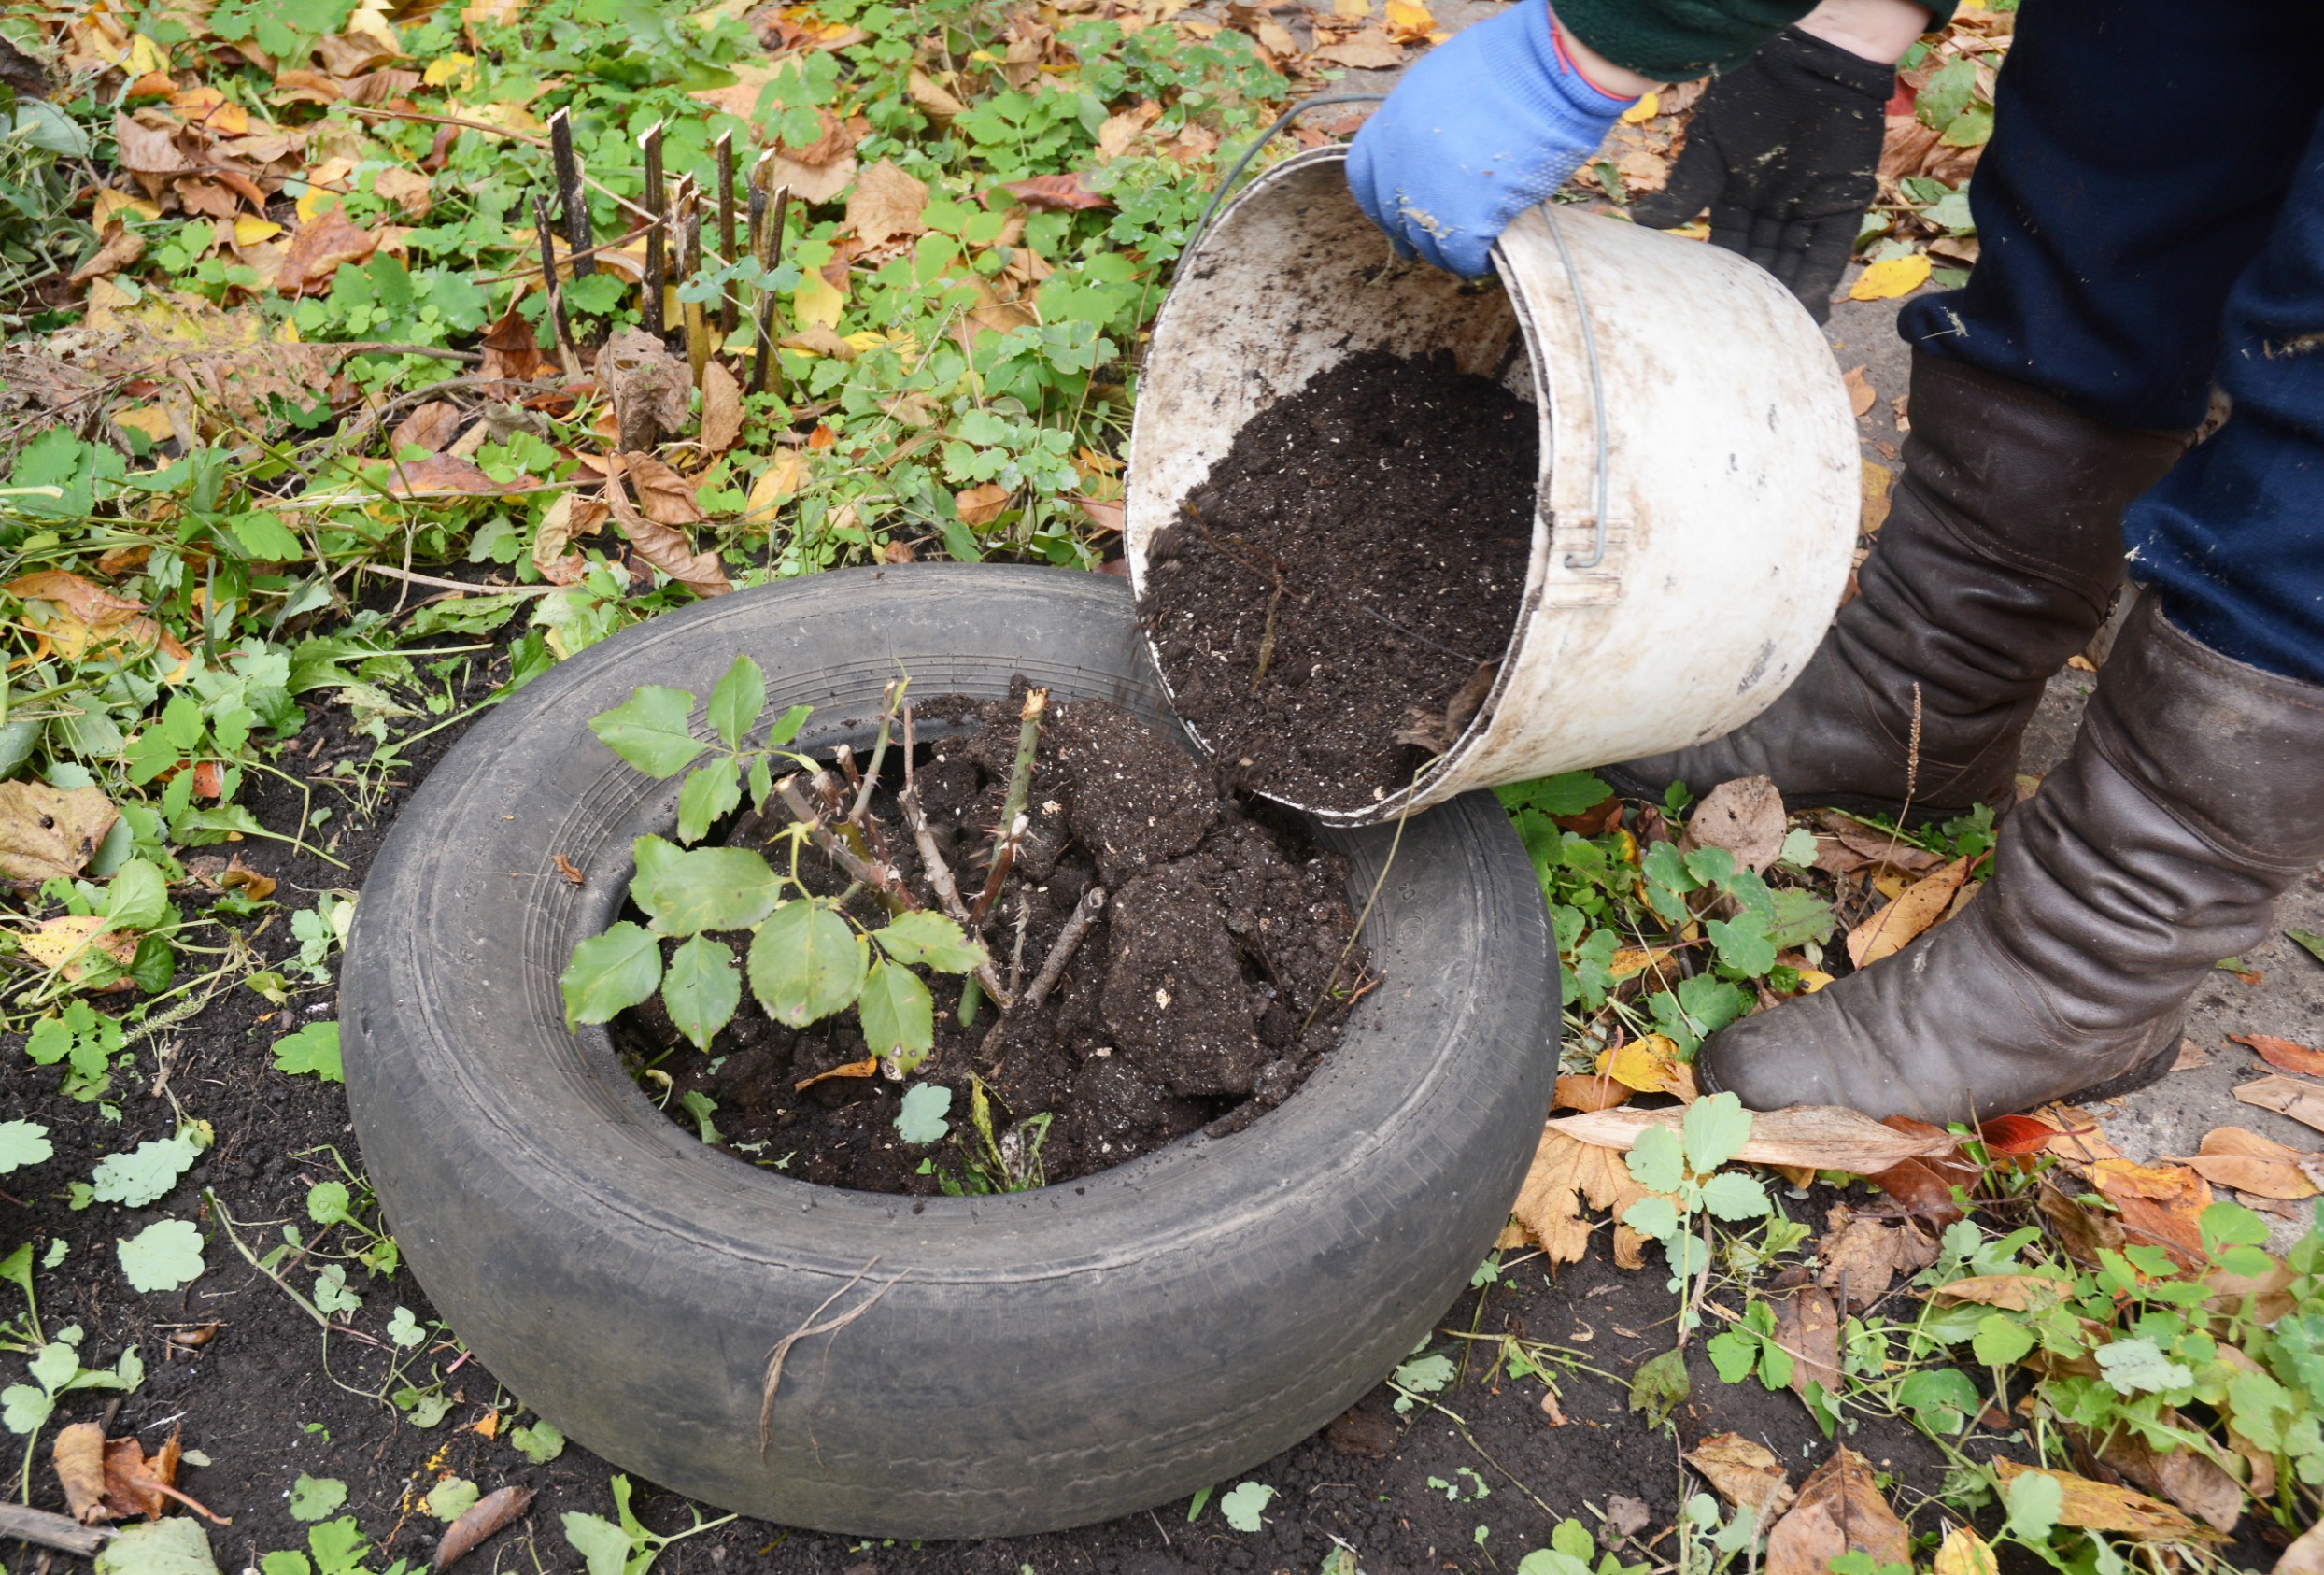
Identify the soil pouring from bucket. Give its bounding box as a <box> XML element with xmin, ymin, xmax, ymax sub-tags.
<box><xmin>1137</xmin><ymin>348</ymin><xmax>1538</xmax><ymax>813</ymax></box>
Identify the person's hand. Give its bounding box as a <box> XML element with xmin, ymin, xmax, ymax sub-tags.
<box><xmin>1345</xmin><ymin>0</ymin><xmax>1636</xmax><ymax>277</ymax></box>
<box><xmin>1630</xmin><ymin>27</ymin><xmax>1896</xmax><ymax>323</ymax></box>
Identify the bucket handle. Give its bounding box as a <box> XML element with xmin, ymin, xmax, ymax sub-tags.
<box><xmin>1183</xmin><ymin>94</ymin><xmax>1613</xmax><ymax>573</ymax></box>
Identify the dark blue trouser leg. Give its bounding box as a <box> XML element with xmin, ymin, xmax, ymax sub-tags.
<box><xmin>1895</xmin><ymin>0</ymin><xmax>2324</xmax><ymax>683</ymax></box>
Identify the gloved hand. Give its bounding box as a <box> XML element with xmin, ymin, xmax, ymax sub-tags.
<box><xmin>1345</xmin><ymin>0</ymin><xmax>1636</xmax><ymax>277</ymax></box>
<box><xmin>1631</xmin><ymin>28</ymin><xmax>1893</xmax><ymax>323</ymax></box>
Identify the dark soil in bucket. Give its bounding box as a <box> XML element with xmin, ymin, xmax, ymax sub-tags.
<box><xmin>1139</xmin><ymin>348</ymin><xmax>1538</xmax><ymax>813</ymax></box>
<box><xmin>609</xmin><ymin>686</ymin><xmax>1369</xmax><ymax>1193</ymax></box>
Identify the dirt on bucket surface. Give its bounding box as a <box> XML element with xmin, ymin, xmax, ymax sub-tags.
<box><xmin>1139</xmin><ymin>348</ymin><xmax>1538</xmax><ymax>814</ymax></box>
<box><xmin>614</xmin><ymin>688</ymin><xmax>1370</xmax><ymax>1194</ymax></box>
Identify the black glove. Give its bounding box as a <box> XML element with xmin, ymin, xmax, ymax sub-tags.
<box><xmin>1632</xmin><ymin>28</ymin><xmax>1893</xmax><ymax>324</ymax></box>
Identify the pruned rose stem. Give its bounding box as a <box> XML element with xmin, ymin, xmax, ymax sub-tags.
<box><xmin>972</xmin><ymin>687</ymin><xmax>1048</xmax><ymax>929</ymax></box>
<box><xmin>548</xmin><ymin>106</ymin><xmax>592</xmax><ymax>277</ymax></box>
<box><xmin>980</xmin><ymin>887</ymin><xmax>1107</xmax><ymax>1062</ymax></box>
<box><xmin>854</xmin><ymin>678</ymin><xmax>904</xmax><ymax>822</ymax></box>
<box><xmin>1009</xmin><ymin>893</ymin><xmax>1032</xmax><ymax>997</ymax></box>
<box><xmin>774</xmin><ymin>771</ymin><xmax>1014</xmax><ymax>1009</ymax></box>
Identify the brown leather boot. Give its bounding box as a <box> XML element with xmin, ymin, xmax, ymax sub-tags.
<box><xmin>1698</xmin><ymin>597</ymin><xmax>2324</xmax><ymax>1122</ymax></box>
<box><xmin>1607</xmin><ymin>352</ymin><xmax>2190</xmax><ymax>822</ymax></box>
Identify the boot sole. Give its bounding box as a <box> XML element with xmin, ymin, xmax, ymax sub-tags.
<box><xmin>2061</xmin><ymin>1036</ymin><xmax>2184</xmax><ymax>1109</ymax></box>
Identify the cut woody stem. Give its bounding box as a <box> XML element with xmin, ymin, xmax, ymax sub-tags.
<box><xmin>976</xmin><ymin>686</ymin><xmax>1048</xmax><ymax>929</ymax></box>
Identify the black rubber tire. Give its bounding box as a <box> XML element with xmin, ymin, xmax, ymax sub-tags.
<box><xmin>342</xmin><ymin>564</ymin><xmax>1555</xmax><ymax>1539</ymax></box>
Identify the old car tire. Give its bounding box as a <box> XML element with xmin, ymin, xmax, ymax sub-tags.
<box><xmin>342</xmin><ymin>565</ymin><xmax>1555</xmax><ymax>1538</ymax></box>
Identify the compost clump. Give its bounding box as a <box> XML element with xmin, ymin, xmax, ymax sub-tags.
<box><xmin>614</xmin><ymin>688</ymin><xmax>1367</xmax><ymax>1193</ymax></box>
<box><xmin>1140</xmin><ymin>348</ymin><xmax>1538</xmax><ymax>810</ymax></box>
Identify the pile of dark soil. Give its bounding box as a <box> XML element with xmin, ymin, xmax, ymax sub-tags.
<box><xmin>1139</xmin><ymin>348</ymin><xmax>1538</xmax><ymax>812</ymax></box>
<box><xmin>613</xmin><ymin>688</ymin><xmax>1368</xmax><ymax>1193</ymax></box>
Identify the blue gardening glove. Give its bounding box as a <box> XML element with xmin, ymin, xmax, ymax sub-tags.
<box><xmin>1346</xmin><ymin>0</ymin><xmax>1635</xmax><ymax>277</ymax></box>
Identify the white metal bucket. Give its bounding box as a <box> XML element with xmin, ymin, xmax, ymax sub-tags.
<box><xmin>1124</xmin><ymin>147</ymin><xmax>1859</xmax><ymax>827</ymax></box>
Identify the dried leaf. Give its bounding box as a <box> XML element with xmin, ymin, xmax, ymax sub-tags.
<box><xmin>1770</xmin><ymin>1284</ymin><xmax>1840</xmax><ymax>1398</ymax></box>
<box><xmin>2235</xmin><ymin>1074</ymin><xmax>2324</xmax><ymax>1136</ymax></box>
<box><xmin>616</xmin><ymin>453</ymin><xmax>704</xmax><ymax>526</ymax></box>
<box><xmin>604</xmin><ymin>456</ymin><xmax>728</xmax><ymax>598</ymax></box>
<box><xmin>956</xmin><ymin>482</ymin><xmax>1010</xmax><ymax>527</ymax></box>
<box><xmin>1311</xmin><ymin>27</ymin><xmax>1404</xmax><ymax>66</ymax></box>
<box><xmin>1598</xmin><ymin>1033</ymin><xmax>1693</xmax><ymax>1099</ymax></box>
<box><xmin>1813</xmin><ymin>1205</ymin><xmax>1936</xmax><ymax>1311</ymax></box>
<box><xmin>1932</xmin><ymin>1272</ymin><xmax>2074</xmax><ymax>1310</ymax></box>
<box><xmin>1843</xmin><ymin>364</ymin><xmax>1876</xmax><ymax>418</ymax></box>
<box><xmin>1685</xmin><ymin>1433</ymin><xmax>1794</xmax><ymax>1522</ymax></box>
<box><xmin>390</xmin><ymin>401</ymin><xmax>464</xmax><ymax>456</ymax></box>
<box><xmin>1849</xmin><ymin>254</ymin><xmax>1932</xmax><ymax>302</ymax></box>
<box><xmin>795</xmin><ymin>1057</ymin><xmax>879</xmax><ymax>1090</ymax></box>
<box><xmin>1847</xmin><ymin>855</ymin><xmax>1973</xmax><ymax>967</ymax></box>
<box><xmin>372</xmin><ymin>166</ymin><xmax>432</xmax><ymax>218</ymax></box>
<box><xmin>1933</xmin><ymin>1526</ymin><xmax>1999</xmax><ymax>1575</ymax></box>
<box><xmin>744</xmin><ymin>450</ymin><xmax>807</xmax><ymax>523</ymax></box>
<box><xmin>1552</xmin><ymin>1073</ymin><xmax>1630</xmax><ymax>1114</ymax></box>
<box><xmin>1765</xmin><ymin>1448</ymin><xmax>1909</xmax><ymax>1574</ymax></box>
<box><xmin>1864</xmin><ymin>1114</ymin><xmax>1977</xmax><ymax>1223</ymax></box>
<box><xmin>1991</xmin><ymin>1461</ymin><xmax>2209</xmax><ymax>1541</ymax></box>
<box><xmin>9</xmin><ymin>570</ymin><xmax>193</xmax><ymax>679</ymax></box>
<box><xmin>2081</xmin><ymin>1418</ymin><xmax>2244</xmax><ymax>1532</ymax></box>
<box><xmin>54</xmin><ymin>1422</ymin><xmax>109</xmax><ymax>1523</ymax></box>
<box><xmin>276</xmin><ymin>207</ymin><xmax>378</xmax><ymax>296</ymax></box>
<box><xmin>598</xmin><ymin>329</ymin><xmax>690</xmax><ymax>451</ymax></box>
<box><xmin>23</xmin><ymin>915</ymin><xmax>137</xmax><ymax>978</ymax></box>
<box><xmin>1811</xmin><ymin>813</ymin><xmax>1942</xmax><ymax>877</ymax></box>
<box><xmin>1684</xmin><ymin>775</ymin><xmax>1787</xmax><ymax>873</ymax></box>
<box><xmin>385</xmin><ymin>454</ymin><xmax>510</xmax><ymax>496</ymax></box>
<box><xmin>761</xmin><ymin>149</ymin><xmax>857</xmax><ymax>206</ymax></box>
<box><xmin>1544</xmin><ymin>1103</ymin><xmax>1955</xmax><ymax>1174</ymax></box>
<box><xmin>1509</xmin><ymin>1126</ymin><xmax>1646</xmax><ymax>1266</ymax></box>
<box><xmin>531</xmin><ymin>493</ymin><xmax>608</xmax><ymax>586</ymax></box>
<box><xmin>846</xmin><ymin>159</ymin><xmax>929</xmax><ymax>249</ymax></box>
<box><xmin>1096</xmin><ymin>101</ymin><xmax>1160</xmax><ymax>161</ymax></box>
<box><xmin>698</xmin><ymin>361</ymin><xmax>744</xmax><ymax>456</ymax></box>
<box><xmin>0</xmin><ymin>782</ymin><xmax>120</xmax><ymax>882</ymax></box>
<box><xmin>2176</xmin><ymin>1127</ymin><xmax>2320</xmax><ymax>1200</ymax></box>
<box><xmin>70</xmin><ymin>221</ymin><xmax>147</xmax><ymax>286</ymax></box>
<box><xmin>477</xmin><ymin>303</ymin><xmax>550</xmax><ymax>383</ymax></box>
<box><xmin>2089</xmin><ymin>1158</ymin><xmax>2213</xmax><ymax>1262</ymax></box>
<box><xmin>1861</xmin><ymin>459</ymin><xmax>1893</xmax><ymax>532</ymax></box>
<box><xmin>780</xmin><ymin>106</ymin><xmax>860</xmax><ymax>166</ymax></box>
<box><xmin>906</xmin><ymin>68</ymin><xmax>965</xmax><ymax>122</ymax></box>
<box><xmin>2232</xmin><ymin>1032</ymin><xmax>2324</xmax><ymax>1077</ymax></box>
<box><xmin>1000</xmin><ymin>172</ymin><xmax>1111</xmax><ymax>212</ymax></box>
<box><xmin>434</xmin><ymin>1484</ymin><xmax>534</xmax><ymax>1571</ymax></box>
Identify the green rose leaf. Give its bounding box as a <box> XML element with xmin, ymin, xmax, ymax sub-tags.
<box><xmin>857</xmin><ymin>957</ymin><xmax>934</xmax><ymax>1064</ymax></box>
<box><xmin>662</xmin><ymin>935</ymin><xmax>741</xmax><ymax>1052</ymax></box>
<box><xmin>632</xmin><ymin>846</ymin><xmax>780</xmax><ymax>936</ymax></box>
<box><xmin>588</xmin><ymin>685</ymin><xmax>704</xmax><ymax>777</ymax></box>
<box><xmin>872</xmin><ymin>911</ymin><xmax>989</xmax><ymax>973</ymax></box>
<box><xmin>748</xmin><ymin>901</ymin><xmax>865</xmax><ymax>1027</ymax></box>
<box><xmin>560</xmin><ymin>921</ymin><xmax>664</xmax><ymax>1029</ymax></box>
<box><xmin>674</xmin><ymin>755</ymin><xmax>742</xmax><ymax>845</ymax></box>
<box><xmin>706</xmin><ymin>655</ymin><xmax>767</xmax><ymax>748</ymax></box>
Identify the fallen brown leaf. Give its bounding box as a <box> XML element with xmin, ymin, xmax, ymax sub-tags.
<box><xmin>1811</xmin><ymin>812</ymin><xmax>1943</xmax><ymax>877</ymax></box>
<box><xmin>390</xmin><ymin>400</ymin><xmax>464</xmax><ymax>456</ymax></box>
<box><xmin>2176</xmin><ymin>1127</ymin><xmax>2320</xmax><ymax>1200</ymax></box>
<box><xmin>1813</xmin><ymin>1205</ymin><xmax>1936</xmax><ymax>1311</ymax></box>
<box><xmin>907</xmin><ymin>69</ymin><xmax>965</xmax><ymax>122</ymax></box>
<box><xmin>477</xmin><ymin>303</ymin><xmax>551</xmax><ymax>383</ymax></box>
<box><xmin>1770</xmin><ymin>1284</ymin><xmax>1840</xmax><ymax>1398</ymax></box>
<box><xmin>1864</xmin><ymin>1114</ymin><xmax>1977</xmax><ymax>1224</ymax></box>
<box><xmin>2232</xmin><ymin>1032</ymin><xmax>2324</xmax><ymax>1077</ymax></box>
<box><xmin>1848</xmin><ymin>855</ymin><xmax>1974</xmax><ymax>967</ymax></box>
<box><xmin>276</xmin><ymin>206</ymin><xmax>378</xmax><ymax>296</ymax></box>
<box><xmin>846</xmin><ymin>159</ymin><xmax>929</xmax><ymax>249</ymax></box>
<box><xmin>1934</xmin><ymin>1526</ymin><xmax>1999</xmax><ymax>1575</ymax></box>
<box><xmin>1977</xmin><ymin>1114</ymin><xmax>2058</xmax><ymax>1156</ymax></box>
<box><xmin>1311</xmin><ymin>26</ymin><xmax>1404</xmax><ymax>66</ymax></box>
<box><xmin>616</xmin><ymin>452</ymin><xmax>704</xmax><ymax>526</ymax></box>
<box><xmin>1991</xmin><ymin>1460</ymin><xmax>2211</xmax><ymax>1541</ymax></box>
<box><xmin>1684</xmin><ymin>1432</ymin><xmax>1794</xmax><ymax>1522</ymax></box>
<box><xmin>0</xmin><ymin>782</ymin><xmax>120</xmax><ymax>882</ymax></box>
<box><xmin>795</xmin><ymin>1057</ymin><xmax>879</xmax><ymax>1091</ymax></box>
<box><xmin>1509</xmin><ymin>1125</ymin><xmax>1646</xmax><ymax>1266</ymax></box>
<box><xmin>70</xmin><ymin>221</ymin><xmax>146</xmax><ymax>286</ymax></box>
<box><xmin>434</xmin><ymin>1485</ymin><xmax>534</xmax><ymax>1571</ymax></box>
<box><xmin>1552</xmin><ymin>1073</ymin><xmax>1630</xmax><ymax>1114</ymax></box>
<box><xmin>1843</xmin><ymin>363</ymin><xmax>1877</xmax><ymax>418</ymax></box>
<box><xmin>2089</xmin><ymin>1158</ymin><xmax>2213</xmax><ymax>1263</ymax></box>
<box><xmin>54</xmin><ymin>1423</ymin><xmax>109</xmax><ymax>1524</ymax></box>
<box><xmin>384</xmin><ymin>454</ymin><xmax>511</xmax><ymax>497</ymax></box>
<box><xmin>2235</xmin><ymin>1073</ymin><xmax>2324</xmax><ymax>1136</ymax></box>
<box><xmin>699</xmin><ymin>360</ymin><xmax>744</xmax><ymax>455</ymax></box>
<box><xmin>1684</xmin><ymin>775</ymin><xmax>1787</xmax><ymax>874</ymax></box>
<box><xmin>604</xmin><ymin>455</ymin><xmax>728</xmax><ymax>598</ymax></box>
<box><xmin>1765</xmin><ymin>1448</ymin><xmax>1908</xmax><ymax>1574</ymax></box>
<box><xmin>1000</xmin><ymin>172</ymin><xmax>1110</xmax><ymax>212</ymax></box>
<box><xmin>1544</xmin><ymin>1103</ymin><xmax>1957</xmax><ymax>1174</ymax></box>
<box><xmin>9</xmin><ymin>570</ymin><xmax>192</xmax><ymax>679</ymax></box>
<box><xmin>531</xmin><ymin>493</ymin><xmax>609</xmax><ymax>586</ymax></box>
<box><xmin>956</xmin><ymin>482</ymin><xmax>1011</xmax><ymax>527</ymax></box>
<box><xmin>2075</xmin><ymin>1416</ymin><xmax>2243</xmax><ymax>1532</ymax></box>
<box><xmin>599</xmin><ymin>329</ymin><xmax>690</xmax><ymax>452</ymax></box>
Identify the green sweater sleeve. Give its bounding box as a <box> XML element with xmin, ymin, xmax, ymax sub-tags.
<box><xmin>1554</xmin><ymin>0</ymin><xmax>1956</xmax><ymax>81</ymax></box>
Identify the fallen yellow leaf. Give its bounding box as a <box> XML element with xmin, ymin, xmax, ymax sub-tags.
<box><xmin>1509</xmin><ymin>1124</ymin><xmax>1647</xmax><ymax>1267</ymax></box>
<box><xmin>113</xmin><ymin>404</ymin><xmax>176</xmax><ymax>444</ymax></box>
<box><xmin>0</xmin><ymin>783</ymin><xmax>120</xmax><ymax>883</ymax></box>
<box><xmin>232</xmin><ymin>215</ymin><xmax>282</xmax><ymax>248</ymax></box>
<box><xmin>1849</xmin><ymin>253</ymin><xmax>1933</xmax><ymax>301</ymax></box>
<box><xmin>745</xmin><ymin>450</ymin><xmax>808</xmax><ymax>521</ymax></box>
<box><xmin>1847</xmin><ymin>855</ymin><xmax>1972</xmax><ymax>968</ymax></box>
<box><xmin>792</xmin><ymin>268</ymin><xmax>846</xmax><ymax>331</ymax></box>
<box><xmin>1933</xmin><ymin>1525</ymin><xmax>1999</xmax><ymax>1575</ymax></box>
<box><xmin>1620</xmin><ymin>92</ymin><xmax>1659</xmax><ymax>125</ymax></box>
<box><xmin>1991</xmin><ymin>1462</ymin><xmax>2211</xmax><ymax>1541</ymax></box>
<box><xmin>422</xmin><ymin>52</ymin><xmax>475</xmax><ymax>88</ymax></box>
<box><xmin>22</xmin><ymin>915</ymin><xmax>136</xmax><ymax>979</ymax></box>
